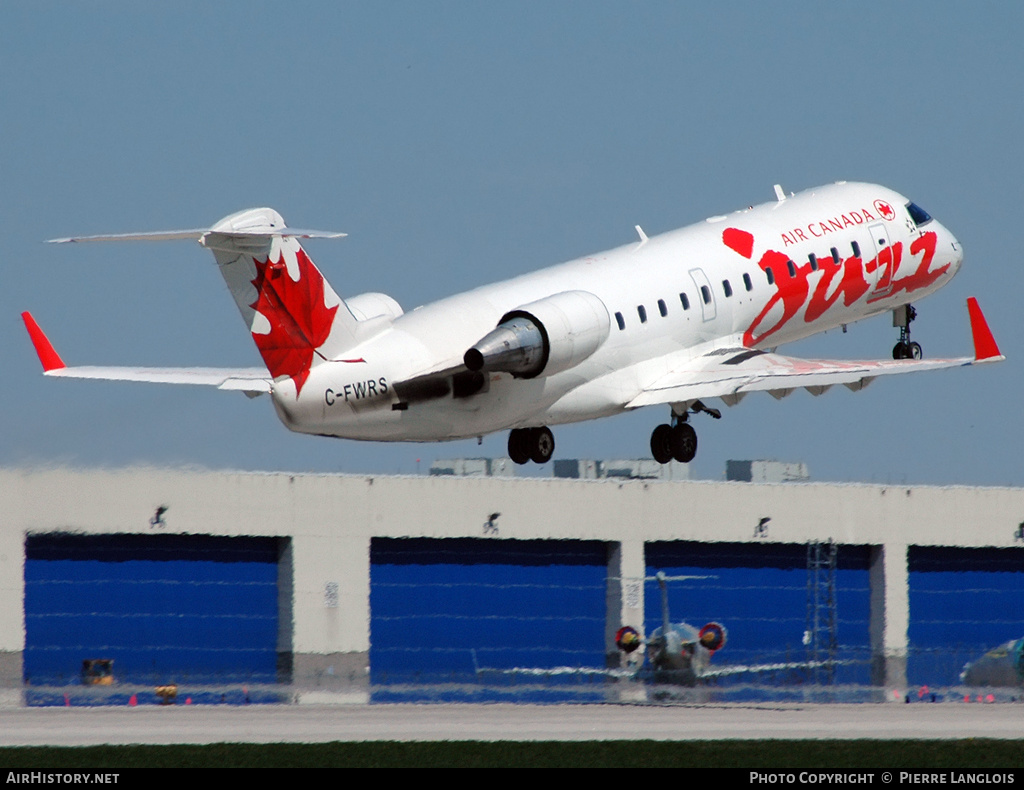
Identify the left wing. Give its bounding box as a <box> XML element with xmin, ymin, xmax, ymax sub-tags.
<box><xmin>22</xmin><ymin>312</ymin><xmax>272</xmax><ymax>395</ymax></box>
<box><xmin>628</xmin><ymin>298</ymin><xmax>1002</xmax><ymax>409</ymax></box>
<box><xmin>476</xmin><ymin>665</ymin><xmax>638</xmax><ymax>679</ymax></box>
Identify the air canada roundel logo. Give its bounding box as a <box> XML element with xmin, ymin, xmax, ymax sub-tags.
<box><xmin>874</xmin><ymin>199</ymin><xmax>896</xmax><ymax>220</ymax></box>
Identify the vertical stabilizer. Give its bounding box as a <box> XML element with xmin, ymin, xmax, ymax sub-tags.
<box><xmin>202</xmin><ymin>209</ymin><xmax>360</xmax><ymax>394</ymax></box>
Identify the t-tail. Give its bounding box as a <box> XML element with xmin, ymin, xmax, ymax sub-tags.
<box><xmin>201</xmin><ymin>208</ymin><xmax>362</xmax><ymax>395</ymax></box>
<box><xmin>49</xmin><ymin>208</ymin><xmax>362</xmax><ymax>396</ymax></box>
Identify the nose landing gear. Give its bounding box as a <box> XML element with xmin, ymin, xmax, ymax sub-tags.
<box><xmin>892</xmin><ymin>304</ymin><xmax>922</xmax><ymax>360</ymax></box>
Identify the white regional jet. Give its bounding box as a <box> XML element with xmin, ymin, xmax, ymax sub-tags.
<box><xmin>23</xmin><ymin>181</ymin><xmax>1003</xmax><ymax>465</ymax></box>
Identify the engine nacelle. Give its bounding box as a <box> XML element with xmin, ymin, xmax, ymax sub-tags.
<box><xmin>344</xmin><ymin>292</ymin><xmax>404</xmax><ymax>322</ymax></box>
<box><xmin>698</xmin><ymin>622</ymin><xmax>727</xmax><ymax>653</ymax></box>
<box><xmin>615</xmin><ymin>626</ymin><xmax>642</xmax><ymax>654</ymax></box>
<box><xmin>464</xmin><ymin>290</ymin><xmax>610</xmax><ymax>379</ymax></box>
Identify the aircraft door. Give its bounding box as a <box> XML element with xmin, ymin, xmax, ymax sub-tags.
<box><xmin>688</xmin><ymin>268</ymin><xmax>717</xmax><ymax>322</ymax></box>
<box><xmin>868</xmin><ymin>222</ymin><xmax>894</xmax><ymax>298</ymax></box>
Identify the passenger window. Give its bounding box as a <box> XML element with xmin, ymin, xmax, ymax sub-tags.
<box><xmin>830</xmin><ymin>247</ymin><xmax>840</xmax><ymax>264</ymax></box>
<box><xmin>766</xmin><ymin>268</ymin><xmax>775</xmax><ymax>285</ymax></box>
<box><xmin>852</xmin><ymin>241</ymin><xmax>861</xmax><ymax>258</ymax></box>
<box><xmin>637</xmin><ymin>305</ymin><xmax>647</xmax><ymax>323</ymax></box>
<box><xmin>722</xmin><ymin>280</ymin><xmax>733</xmax><ymax>298</ymax></box>
<box><xmin>680</xmin><ymin>293</ymin><xmax>690</xmax><ymax>310</ymax></box>
<box><xmin>786</xmin><ymin>260</ymin><xmax>796</xmax><ymax>278</ymax></box>
<box><xmin>743</xmin><ymin>273</ymin><xmax>752</xmax><ymax>291</ymax></box>
<box><xmin>700</xmin><ymin>285</ymin><xmax>711</xmax><ymax>305</ymax></box>
<box><xmin>808</xmin><ymin>253</ymin><xmax>818</xmax><ymax>271</ymax></box>
<box><xmin>615</xmin><ymin>312</ymin><xmax>625</xmax><ymax>331</ymax></box>
<box><xmin>657</xmin><ymin>299</ymin><xmax>667</xmax><ymax>317</ymax></box>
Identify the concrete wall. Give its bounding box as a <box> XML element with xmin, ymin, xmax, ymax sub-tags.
<box><xmin>3</xmin><ymin>466</ymin><xmax>1023</xmax><ymax>691</ymax></box>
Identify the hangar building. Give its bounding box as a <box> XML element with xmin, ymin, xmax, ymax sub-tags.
<box><xmin>2</xmin><ymin>466</ymin><xmax>1023</xmax><ymax>703</ymax></box>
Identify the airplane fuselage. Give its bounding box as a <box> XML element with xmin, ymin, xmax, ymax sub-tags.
<box><xmin>278</xmin><ymin>182</ymin><xmax>962</xmax><ymax>441</ymax></box>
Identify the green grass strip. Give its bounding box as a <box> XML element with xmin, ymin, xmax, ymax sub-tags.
<box><xmin>0</xmin><ymin>740</ymin><xmax>1020</xmax><ymax>769</ymax></box>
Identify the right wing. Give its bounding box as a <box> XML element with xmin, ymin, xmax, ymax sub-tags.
<box><xmin>628</xmin><ymin>298</ymin><xmax>1002</xmax><ymax>409</ymax></box>
<box><xmin>22</xmin><ymin>312</ymin><xmax>272</xmax><ymax>395</ymax></box>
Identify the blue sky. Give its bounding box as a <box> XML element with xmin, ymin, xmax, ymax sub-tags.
<box><xmin>3</xmin><ymin>2</ymin><xmax>1021</xmax><ymax>485</ymax></box>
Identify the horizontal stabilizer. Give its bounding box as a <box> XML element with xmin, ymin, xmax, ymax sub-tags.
<box><xmin>48</xmin><ymin>207</ymin><xmax>345</xmax><ymax>245</ymax></box>
<box><xmin>48</xmin><ymin>226</ymin><xmax>346</xmax><ymax>244</ymax></box>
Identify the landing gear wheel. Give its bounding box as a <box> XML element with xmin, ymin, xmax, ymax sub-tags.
<box><xmin>670</xmin><ymin>422</ymin><xmax>698</xmax><ymax>463</ymax></box>
<box><xmin>650</xmin><ymin>424</ymin><xmax>674</xmax><ymax>464</ymax></box>
<box><xmin>529</xmin><ymin>426</ymin><xmax>555</xmax><ymax>464</ymax></box>
<box><xmin>509</xmin><ymin>427</ymin><xmax>555</xmax><ymax>464</ymax></box>
<box><xmin>508</xmin><ymin>429</ymin><xmax>531</xmax><ymax>465</ymax></box>
<box><xmin>893</xmin><ymin>341</ymin><xmax>922</xmax><ymax>360</ymax></box>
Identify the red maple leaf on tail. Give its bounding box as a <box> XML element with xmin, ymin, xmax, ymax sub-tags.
<box><xmin>249</xmin><ymin>248</ymin><xmax>338</xmax><ymax>395</ymax></box>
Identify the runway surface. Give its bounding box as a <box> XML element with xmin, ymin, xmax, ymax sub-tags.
<box><xmin>2</xmin><ymin>703</ymin><xmax>1023</xmax><ymax>746</ymax></box>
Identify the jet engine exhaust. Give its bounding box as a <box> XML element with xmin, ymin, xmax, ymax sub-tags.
<box><xmin>464</xmin><ymin>316</ymin><xmax>546</xmax><ymax>378</ymax></box>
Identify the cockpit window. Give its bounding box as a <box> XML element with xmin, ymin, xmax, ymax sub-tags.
<box><xmin>906</xmin><ymin>202</ymin><xmax>932</xmax><ymax>227</ymax></box>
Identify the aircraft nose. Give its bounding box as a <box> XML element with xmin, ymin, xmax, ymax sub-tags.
<box><xmin>947</xmin><ymin>228</ymin><xmax>964</xmax><ymax>274</ymax></box>
<box><xmin>934</xmin><ymin>220</ymin><xmax>963</xmax><ymax>275</ymax></box>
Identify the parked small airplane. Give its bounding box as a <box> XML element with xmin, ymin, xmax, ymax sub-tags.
<box><xmin>614</xmin><ymin>571</ymin><xmax>840</xmax><ymax>685</ymax></box>
<box><xmin>617</xmin><ymin>572</ymin><xmax>728</xmax><ymax>685</ymax></box>
<box><xmin>960</xmin><ymin>638</ymin><xmax>1024</xmax><ymax>687</ymax></box>
<box><xmin>482</xmin><ymin>571</ymin><xmax>834</xmax><ymax>686</ymax></box>
<box><xmin>476</xmin><ymin>572</ymin><xmax>725</xmax><ymax>685</ymax></box>
<box><xmin>22</xmin><ymin>181</ymin><xmax>1002</xmax><ymax>463</ymax></box>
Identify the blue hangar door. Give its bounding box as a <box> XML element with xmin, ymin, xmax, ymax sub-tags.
<box><xmin>908</xmin><ymin>546</ymin><xmax>1024</xmax><ymax>687</ymax></box>
<box><xmin>645</xmin><ymin>541</ymin><xmax>872</xmax><ymax>685</ymax></box>
<box><xmin>24</xmin><ymin>534</ymin><xmax>286</xmax><ymax>686</ymax></box>
<box><xmin>370</xmin><ymin>538</ymin><xmax>608</xmax><ymax>697</ymax></box>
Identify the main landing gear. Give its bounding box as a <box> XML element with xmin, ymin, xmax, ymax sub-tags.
<box><xmin>650</xmin><ymin>421</ymin><xmax>696</xmax><ymax>464</ymax></box>
<box><xmin>650</xmin><ymin>401</ymin><xmax>721</xmax><ymax>465</ymax></box>
<box><xmin>508</xmin><ymin>426</ymin><xmax>555</xmax><ymax>465</ymax></box>
<box><xmin>892</xmin><ymin>303</ymin><xmax>922</xmax><ymax>360</ymax></box>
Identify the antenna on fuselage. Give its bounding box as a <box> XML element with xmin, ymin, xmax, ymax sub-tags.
<box><xmin>774</xmin><ymin>184</ymin><xmax>786</xmax><ymax>202</ymax></box>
